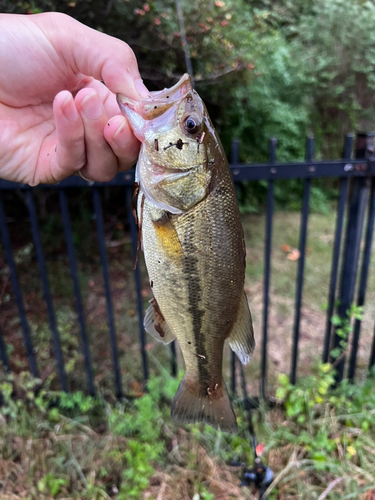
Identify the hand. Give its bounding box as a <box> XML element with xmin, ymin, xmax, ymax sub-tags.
<box><xmin>0</xmin><ymin>12</ymin><xmax>148</xmax><ymax>185</ymax></box>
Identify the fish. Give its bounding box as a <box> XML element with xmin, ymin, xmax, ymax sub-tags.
<box><xmin>117</xmin><ymin>74</ymin><xmax>255</xmax><ymax>433</ymax></box>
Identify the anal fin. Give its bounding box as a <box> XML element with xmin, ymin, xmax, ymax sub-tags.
<box><xmin>228</xmin><ymin>292</ymin><xmax>255</xmax><ymax>365</ymax></box>
<box><xmin>144</xmin><ymin>297</ymin><xmax>175</xmax><ymax>345</ymax></box>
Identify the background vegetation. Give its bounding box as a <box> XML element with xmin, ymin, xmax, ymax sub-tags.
<box><xmin>3</xmin><ymin>0</ymin><xmax>375</xmax><ymax>163</ymax></box>
<box><xmin>0</xmin><ymin>366</ymin><xmax>375</xmax><ymax>499</ymax></box>
<box><xmin>3</xmin><ymin>0</ymin><xmax>375</xmax><ymax>211</ymax></box>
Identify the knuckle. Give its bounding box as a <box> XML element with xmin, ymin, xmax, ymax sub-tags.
<box><xmin>99</xmin><ymin>169</ymin><xmax>117</xmax><ymax>183</ymax></box>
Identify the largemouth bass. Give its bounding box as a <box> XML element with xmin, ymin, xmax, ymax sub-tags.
<box><xmin>117</xmin><ymin>74</ymin><xmax>254</xmax><ymax>433</ymax></box>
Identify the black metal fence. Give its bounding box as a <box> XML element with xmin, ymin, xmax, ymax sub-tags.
<box><xmin>0</xmin><ymin>132</ymin><xmax>374</xmax><ymax>400</ymax></box>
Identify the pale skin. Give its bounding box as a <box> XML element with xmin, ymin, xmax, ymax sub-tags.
<box><xmin>0</xmin><ymin>12</ymin><xmax>149</xmax><ymax>185</ymax></box>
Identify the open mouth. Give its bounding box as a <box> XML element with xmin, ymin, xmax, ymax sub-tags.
<box><xmin>117</xmin><ymin>74</ymin><xmax>192</xmax><ymax>119</ymax></box>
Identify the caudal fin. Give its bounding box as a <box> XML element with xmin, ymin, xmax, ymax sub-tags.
<box><xmin>171</xmin><ymin>376</ymin><xmax>237</xmax><ymax>433</ymax></box>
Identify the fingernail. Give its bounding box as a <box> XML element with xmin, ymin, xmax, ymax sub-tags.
<box><xmin>80</xmin><ymin>92</ymin><xmax>102</xmax><ymax>119</ymax></box>
<box><xmin>135</xmin><ymin>78</ymin><xmax>149</xmax><ymax>98</ymax></box>
<box><xmin>62</xmin><ymin>94</ymin><xmax>78</xmax><ymax>121</ymax></box>
<box><xmin>112</xmin><ymin>121</ymin><xmax>131</xmax><ymax>148</ymax></box>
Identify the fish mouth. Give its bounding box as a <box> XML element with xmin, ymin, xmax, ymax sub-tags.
<box><xmin>149</xmin><ymin>163</ymin><xmax>197</xmax><ymax>185</ymax></box>
<box><xmin>117</xmin><ymin>73</ymin><xmax>193</xmax><ymax>119</ymax></box>
<box><xmin>147</xmin><ymin>73</ymin><xmax>191</xmax><ymax>101</ymax></box>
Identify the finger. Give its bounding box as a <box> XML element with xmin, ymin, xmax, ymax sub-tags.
<box><xmin>79</xmin><ymin>78</ymin><xmax>121</xmax><ymax>119</ymax></box>
<box><xmin>75</xmin><ymin>87</ymin><xmax>118</xmax><ymax>182</ymax></box>
<box><xmin>37</xmin><ymin>13</ymin><xmax>150</xmax><ymax>100</ymax></box>
<box><xmin>47</xmin><ymin>90</ymin><xmax>86</xmax><ymax>183</ymax></box>
<box><xmin>104</xmin><ymin>115</ymin><xmax>140</xmax><ymax>171</ymax></box>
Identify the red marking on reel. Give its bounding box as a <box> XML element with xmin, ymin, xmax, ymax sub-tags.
<box><xmin>256</xmin><ymin>443</ymin><xmax>265</xmax><ymax>457</ymax></box>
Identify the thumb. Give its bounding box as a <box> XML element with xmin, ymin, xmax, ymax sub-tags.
<box><xmin>38</xmin><ymin>13</ymin><xmax>149</xmax><ymax>101</ymax></box>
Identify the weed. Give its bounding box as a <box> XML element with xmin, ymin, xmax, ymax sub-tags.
<box><xmin>0</xmin><ymin>368</ymin><xmax>373</xmax><ymax>499</ymax></box>
<box><xmin>330</xmin><ymin>304</ymin><xmax>364</xmax><ymax>361</ymax></box>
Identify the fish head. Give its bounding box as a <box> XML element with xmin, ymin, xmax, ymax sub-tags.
<box><xmin>117</xmin><ymin>74</ymin><xmax>218</xmax><ymax>213</ymax></box>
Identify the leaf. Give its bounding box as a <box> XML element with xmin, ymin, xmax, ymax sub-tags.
<box><xmin>276</xmin><ymin>387</ymin><xmax>287</xmax><ymax>400</ymax></box>
<box><xmin>282</xmin><ymin>244</ymin><xmax>291</xmax><ymax>252</ymax></box>
<box><xmin>331</xmin><ymin>315</ymin><xmax>342</xmax><ymax>326</ymax></box>
<box><xmin>347</xmin><ymin>445</ymin><xmax>356</xmax><ymax>457</ymax></box>
<box><xmin>278</xmin><ymin>373</ymin><xmax>290</xmax><ymax>386</ymax></box>
<box><xmin>319</xmin><ymin>363</ymin><xmax>332</xmax><ymax>374</ymax></box>
<box><xmin>37</xmin><ymin>477</ymin><xmax>47</xmax><ymax>493</ymax></box>
<box><xmin>287</xmin><ymin>249</ymin><xmax>300</xmax><ymax>261</ymax></box>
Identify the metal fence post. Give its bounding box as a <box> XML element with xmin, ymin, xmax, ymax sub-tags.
<box><xmin>290</xmin><ymin>137</ymin><xmax>313</xmax><ymax>385</ymax></box>
<box><xmin>260</xmin><ymin>138</ymin><xmax>276</xmax><ymax>399</ymax></box>
<box><xmin>322</xmin><ymin>135</ymin><xmax>351</xmax><ymax>363</ymax></box>
<box><xmin>333</xmin><ymin>133</ymin><xmax>372</xmax><ymax>382</ymax></box>
<box><xmin>348</xmin><ymin>176</ymin><xmax>375</xmax><ymax>380</ymax></box>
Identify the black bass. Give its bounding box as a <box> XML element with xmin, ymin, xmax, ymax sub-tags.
<box><xmin>117</xmin><ymin>74</ymin><xmax>254</xmax><ymax>433</ymax></box>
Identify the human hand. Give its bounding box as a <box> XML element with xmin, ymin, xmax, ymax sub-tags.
<box><xmin>0</xmin><ymin>12</ymin><xmax>148</xmax><ymax>185</ymax></box>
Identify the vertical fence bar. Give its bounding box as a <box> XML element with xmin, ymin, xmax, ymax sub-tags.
<box><xmin>231</xmin><ymin>354</ymin><xmax>236</xmax><ymax>397</ymax></box>
<box><xmin>125</xmin><ymin>187</ymin><xmax>149</xmax><ymax>383</ymax></box>
<box><xmin>92</xmin><ymin>187</ymin><xmax>122</xmax><ymax>397</ymax></box>
<box><xmin>260</xmin><ymin>138</ymin><xmax>276</xmax><ymax>399</ymax></box>
<box><xmin>369</xmin><ymin>322</ymin><xmax>375</xmax><ymax>370</ymax></box>
<box><xmin>333</xmin><ymin>133</ymin><xmax>371</xmax><ymax>382</ymax></box>
<box><xmin>232</xmin><ymin>139</ymin><xmax>240</xmax><ymax>200</ymax></box>
<box><xmin>59</xmin><ymin>190</ymin><xmax>95</xmax><ymax>395</ymax></box>
<box><xmin>322</xmin><ymin>134</ymin><xmax>352</xmax><ymax>362</ymax></box>
<box><xmin>170</xmin><ymin>340</ymin><xmax>177</xmax><ymax>378</ymax></box>
<box><xmin>348</xmin><ymin>177</ymin><xmax>375</xmax><ymax>380</ymax></box>
<box><xmin>24</xmin><ymin>190</ymin><xmax>67</xmax><ymax>391</ymax></box>
<box><xmin>0</xmin><ymin>326</ymin><xmax>10</xmax><ymax>372</ymax></box>
<box><xmin>290</xmin><ymin>137</ymin><xmax>313</xmax><ymax>385</ymax></box>
<box><xmin>0</xmin><ymin>193</ymin><xmax>38</xmax><ymax>376</ymax></box>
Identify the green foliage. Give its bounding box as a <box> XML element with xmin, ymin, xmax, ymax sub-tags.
<box><xmin>330</xmin><ymin>304</ymin><xmax>364</xmax><ymax>360</ymax></box>
<box><xmin>0</xmin><ymin>369</ymin><xmax>374</xmax><ymax>498</ymax></box>
<box><xmin>274</xmin><ymin>363</ymin><xmax>375</xmax><ymax>480</ymax></box>
<box><xmin>108</xmin><ymin>375</ymin><xmax>180</xmax><ymax>499</ymax></box>
<box><xmin>276</xmin><ymin>364</ymin><xmax>336</xmax><ymax>423</ymax></box>
<box><xmin>58</xmin><ymin>390</ymin><xmax>97</xmax><ymax>414</ymax></box>
<box><xmin>4</xmin><ymin>0</ymin><xmax>372</xmax><ymax>211</ymax></box>
<box><xmin>38</xmin><ymin>473</ymin><xmax>68</xmax><ymax>497</ymax></box>
<box><xmin>237</xmin><ymin>177</ymin><xmax>338</xmax><ymax>213</ymax></box>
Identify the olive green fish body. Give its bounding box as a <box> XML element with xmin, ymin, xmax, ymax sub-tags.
<box><xmin>118</xmin><ymin>75</ymin><xmax>254</xmax><ymax>432</ymax></box>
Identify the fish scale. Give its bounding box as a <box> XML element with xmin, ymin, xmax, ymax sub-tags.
<box><xmin>118</xmin><ymin>74</ymin><xmax>255</xmax><ymax>432</ymax></box>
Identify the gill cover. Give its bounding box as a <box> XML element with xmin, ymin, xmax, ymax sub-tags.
<box><xmin>117</xmin><ymin>74</ymin><xmax>211</xmax><ymax>214</ymax></box>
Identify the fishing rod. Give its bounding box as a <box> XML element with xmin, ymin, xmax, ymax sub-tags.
<box><xmin>230</xmin><ymin>361</ymin><xmax>274</xmax><ymax>499</ymax></box>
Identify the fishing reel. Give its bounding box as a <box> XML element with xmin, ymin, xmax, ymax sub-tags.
<box><xmin>230</xmin><ymin>443</ymin><xmax>274</xmax><ymax>499</ymax></box>
<box><xmin>231</xmin><ymin>364</ymin><xmax>274</xmax><ymax>498</ymax></box>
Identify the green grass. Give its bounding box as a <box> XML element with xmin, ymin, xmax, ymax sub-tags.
<box><xmin>240</xmin><ymin>209</ymin><xmax>375</xmax><ymax>393</ymax></box>
<box><xmin>0</xmin><ymin>367</ymin><xmax>374</xmax><ymax>499</ymax></box>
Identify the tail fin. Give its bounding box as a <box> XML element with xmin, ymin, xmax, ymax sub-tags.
<box><xmin>171</xmin><ymin>376</ymin><xmax>237</xmax><ymax>433</ymax></box>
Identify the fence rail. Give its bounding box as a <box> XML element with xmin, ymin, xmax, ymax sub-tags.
<box><xmin>0</xmin><ymin>133</ymin><xmax>374</xmax><ymax>400</ymax></box>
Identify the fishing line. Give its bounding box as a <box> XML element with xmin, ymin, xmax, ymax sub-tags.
<box><xmin>175</xmin><ymin>0</ymin><xmax>195</xmax><ymax>88</ymax></box>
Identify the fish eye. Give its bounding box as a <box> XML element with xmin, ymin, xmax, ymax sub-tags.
<box><xmin>183</xmin><ymin>115</ymin><xmax>200</xmax><ymax>134</ymax></box>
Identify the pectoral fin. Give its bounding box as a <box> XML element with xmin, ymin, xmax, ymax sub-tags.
<box><xmin>228</xmin><ymin>293</ymin><xmax>255</xmax><ymax>365</ymax></box>
<box><xmin>144</xmin><ymin>297</ymin><xmax>175</xmax><ymax>345</ymax></box>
